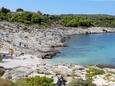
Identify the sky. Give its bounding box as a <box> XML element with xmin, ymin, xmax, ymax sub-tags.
<box><xmin>0</xmin><ymin>0</ymin><xmax>115</xmax><ymax>15</ymax></box>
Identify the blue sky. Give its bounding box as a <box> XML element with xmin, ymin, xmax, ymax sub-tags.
<box><xmin>0</xmin><ymin>0</ymin><xmax>115</xmax><ymax>15</ymax></box>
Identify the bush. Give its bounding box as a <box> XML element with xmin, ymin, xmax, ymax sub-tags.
<box><xmin>16</xmin><ymin>8</ymin><xmax>24</xmax><ymax>12</ymax></box>
<box><xmin>0</xmin><ymin>78</ymin><xmax>15</xmax><ymax>86</ymax></box>
<box><xmin>15</xmin><ymin>76</ymin><xmax>54</xmax><ymax>86</ymax></box>
<box><xmin>86</xmin><ymin>66</ymin><xmax>105</xmax><ymax>80</ymax></box>
<box><xmin>0</xmin><ymin>7</ymin><xmax>10</xmax><ymax>14</ymax></box>
<box><xmin>31</xmin><ymin>13</ymin><xmax>43</xmax><ymax>24</ymax></box>
<box><xmin>104</xmin><ymin>73</ymin><xmax>112</xmax><ymax>81</ymax></box>
<box><xmin>1</xmin><ymin>7</ymin><xmax>115</xmax><ymax>27</ymax></box>
<box><xmin>68</xmin><ymin>79</ymin><xmax>96</xmax><ymax>86</ymax></box>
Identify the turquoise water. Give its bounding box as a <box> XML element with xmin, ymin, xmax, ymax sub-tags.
<box><xmin>51</xmin><ymin>33</ymin><xmax>115</xmax><ymax>65</ymax></box>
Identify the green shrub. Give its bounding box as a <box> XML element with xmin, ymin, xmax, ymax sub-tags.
<box><xmin>16</xmin><ymin>8</ymin><xmax>24</xmax><ymax>12</ymax></box>
<box><xmin>1</xmin><ymin>7</ymin><xmax>115</xmax><ymax>27</ymax></box>
<box><xmin>104</xmin><ymin>73</ymin><xmax>112</xmax><ymax>81</ymax></box>
<box><xmin>0</xmin><ymin>7</ymin><xmax>10</xmax><ymax>14</ymax></box>
<box><xmin>109</xmin><ymin>71</ymin><xmax>115</xmax><ymax>74</ymax></box>
<box><xmin>86</xmin><ymin>66</ymin><xmax>105</xmax><ymax>80</ymax></box>
<box><xmin>15</xmin><ymin>76</ymin><xmax>53</xmax><ymax>86</ymax></box>
<box><xmin>0</xmin><ymin>78</ymin><xmax>15</xmax><ymax>86</ymax></box>
<box><xmin>68</xmin><ymin>79</ymin><xmax>96</xmax><ymax>86</ymax></box>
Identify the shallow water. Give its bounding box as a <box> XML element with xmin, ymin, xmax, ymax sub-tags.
<box><xmin>51</xmin><ymin>33</ymin><xmax>115</xmax><ymax>65</ymax></box>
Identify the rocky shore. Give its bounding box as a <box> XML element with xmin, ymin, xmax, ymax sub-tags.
<box><xmin>0</xmin><ymin>22</ymin><xmax>115</xmax><ymax>59</ymax></box>
<box><xmin>0</xmin><ymin>22</ymin><xmax>115</xmax><ymax>86</ymax></box>
<box><xmin>0</xmin><ymin>60</ymin><xmax>115</xmax><ymax>86</ymax></box>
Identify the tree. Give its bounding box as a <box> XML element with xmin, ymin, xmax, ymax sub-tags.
<box><xmin>17</xmin><ymin>12</ymin><xmax>32</xmax><ymax>24</ymax></box>
<box><xmin>37</xmin><ymin>11</ymin><xmax>42</xmax><ymax>15</ymax></box>
<box><xmin>0</xmin><ymin>7</ymin><xmax>10</xmax><ymax>14</ymax></box>
<box><xmin>31</xmin><ymin>13</ymin><xmax>44</xmax><ymax>24</ymax></box>
<box><xmin>16</xmin><ymin>8</ymin><xmax>24</xmax><ymax>12</ymax></box>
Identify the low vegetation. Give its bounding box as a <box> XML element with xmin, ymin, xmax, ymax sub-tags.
<box><xmin>68</xmin><ymin>79</ymin><xmax>96</xmax><ymax>86</ymax></box>
<box><xmin>0</xmin><ymin>76</ymin><xmax>54</xmax><ymax>86</ymax></box>
<box><xmin>104</xmin><ymin>72</ymin><xmax>115</xmax><ymax>82</ymax></box>
<box><xmin>15</xmin><ymin>76</ymin><xmax>54</xmax><ymax>86</ymax></box>
<box><xmin>0</xmin><ymin>7</ymin><xmax>115</xmax><ymax>27</ymax></box>
<box><xmin>86</xmin><ymin>66</ymin><xmax>105</xmax><ymax>80</ymax></box>
<box><xmin>104</xmin><ymin>73</ymin><xmax>112</xmax><ymax>81</ymax></box>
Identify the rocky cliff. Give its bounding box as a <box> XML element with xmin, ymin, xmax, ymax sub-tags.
<box><xmin>0</xmin><ymin>22</ymin><xmax>115</xmax><ymax>59</ymax></box>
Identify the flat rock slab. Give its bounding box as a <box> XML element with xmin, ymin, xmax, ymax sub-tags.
<box><xmin>2</xmin><ymin>66</ymin><xmax>34</xmax><ymax>80</ymax></box>
<box><xmin>0</xmin><ymin>55</ymin><xmax>48</xmax><ymax>69</ymax></box>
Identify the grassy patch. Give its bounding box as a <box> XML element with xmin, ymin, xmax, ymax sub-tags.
<box><xmin>15</xmin><ymin>76</ymin><xmax>54</xmax><ymax>86</ymax></box>
<box><xmin>86</xmin><ymin>66</ymin><xmax>105</xmax><ymax>80</ymax></box>
<box><xmin>104</xmin><ymin>73</ymin><xmax>112</xmax><ymax>81</ymax></box>
<box><xmin>68</xmin><ymin>79</ymin><xmax>96</xmax><ymax>86</ymax></box>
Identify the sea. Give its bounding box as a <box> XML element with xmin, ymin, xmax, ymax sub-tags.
<box><xmin>51</xmin><ymin>33</ymin><xmax>115</xmax><ymax>65</ymax></box>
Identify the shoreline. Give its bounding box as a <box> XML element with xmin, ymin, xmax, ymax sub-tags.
<box><xmin>0</xmin><ymin>22</ymin><xmax>115</xmax><ymax>85</ymax></box>
<box><xmin>0</xmin><ymin>22</ymin><xmax>115</xmax><ymax>65</ymax></box>
<box><xmin>0</xmin><ymin>22</ymin><xmax>115</xmax><ymax>63</ymax></box>
<box><xmin>0</xmin><ymin>57</ymin><xmax>115</xmax><ymax>86</ymax></box>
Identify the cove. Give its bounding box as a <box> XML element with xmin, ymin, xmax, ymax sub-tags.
<box><xmin>51</xmin><ymin>33</ymin><xmax>115</xmax><ymax>65</ymax></box>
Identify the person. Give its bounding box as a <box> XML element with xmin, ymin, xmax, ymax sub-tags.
<box><xmin>60</xmin><ymin>76</ymin><xmax>67</xmax><ymax>86</ymax></box>
<box><xmin>57</xmin><ymin>76</ymin><xmax>67</xmax><ymax>86</ymax></box>
<box><xmin>57</xmin><ymin>77</ymin><xmax>62</xmax><ymax>86</ymax></box>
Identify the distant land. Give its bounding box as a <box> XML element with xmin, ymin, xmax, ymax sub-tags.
<box><xmin>0</xmin><ymin>7</ymin><xmax>115</xmax><ymax>28</ymax></box>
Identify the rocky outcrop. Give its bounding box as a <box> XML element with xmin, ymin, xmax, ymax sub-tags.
<box><xmin>96</xmin><ymin>64</ymin><xmax>115</xmax><ymax>69</ymax></box>
<box><xmin>1</xmin><ymin>64</ymin><xmax>115</xmax><ymax>86</ymax></box>
<box><xmin>1</xmin><ymin>66</ymin><xmax>33</xmax><ymax>80</ymax></box>
<box><xmin>0</xmin><ymin>22</ymin><xmax>115</xmax><ymax>59</ymax></box>
<box><xmin>0</xmin><ymin>22</ymin><xmax>65</xmax><ymax>58</ymax></box>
